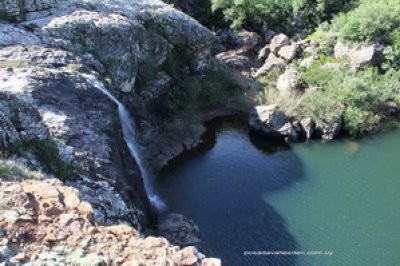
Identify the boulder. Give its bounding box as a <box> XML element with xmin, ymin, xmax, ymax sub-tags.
<box><xmin>216</xmin><ymin>50</ymin><xmax>252</xmax><ymax>69</ymax></box>
<box><xmin>278</xmin><ymin>43</ymin><xmax>299</xmax><ymax>61</ymax></box>
<box><xmin>249</xmin><ymin>105</ymin><xmax>300</xmax><ymax>141</ymax></box>
<box><xmin>217</xmin><ymin>30</ymin><xmax>261</xmax><ymax>50</ymax></box>
<box><xmin>254</xmin><ymin>53</ymin><xmax>286</xmax><ymax>77</ymax></box>
<box><xmin>258</xmin><ymin>45</ymin><xmax>270</xmax><ymax>60</ymax></box>
<box><xmin>334</xmin><ymin>41</ymin><xmax>384</xmax><ymax>70</ymax></box>
<box><xmin>269</xmin><ymin>33</ymin><xmax>290</xmax><ymax>54</ymax></box>
<box><xmin>299</xmin><ymin>117</ymin><xmax>314</xmax><ymax>139</ymax></box>
<box><xmin>157</xmin><ymin>213</ymin><xmax>202</xmax><ymax>247</ymax></box>
<box><xmin>0</xmin><ymin>23</ymin><xmax>42</xmax><ymax>47</ymax></box>
<box><xmin>320</xmin><ymin>118</ymin><xmax>342</xmax><ymax>141</ymax></box>
<box><xmin>276</xmin><ymin>68</ymin><xmax>302</xmax><ymax>94</ymax></box>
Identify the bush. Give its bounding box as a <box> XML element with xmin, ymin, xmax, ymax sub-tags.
<box><xmin>4</xmin><ymin>139</ymin><xmax>75</xmax><ymax>181</ymax></box>
<box><xmin>211</xmin><ymin>0</ymin><xmax>293</xmax><ymax>31</ymax></box>
<box><xmin>297</xmin><ymin>63</ymin><xmax>400</xmax><ymax>135</ymax></box>
<box><xmin>0</xmin><ymin>159</ymin><xmax>45</xmax><ymax>181</ymax></box>
<box><xmin>329</xmin><ymin>0</ymin><xmax>400</xmax><ymax>44</ymax></box>
<box><xmin>157</xmin><ymin>67</ymin><xmax>244</xmax><ymax>119</ymax></box>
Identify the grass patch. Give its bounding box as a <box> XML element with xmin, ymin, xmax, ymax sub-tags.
<box><xmin>0</xmin><ymin>159</ymin><xmax>45</xmax><ymax>181</ymax></box>
<box><xmin>0</xmin><ymin>60</ymin><xmax>28</xmax><ymax>68</ymax></box>
<box><xmin>67</xmin><ymin>64</ymin><xmax>85</xmax><ymax>72</ymax></box>
<box><xmin>3</xmin><ymin>139</ymin><xmax>75</xmax><ymax>181</ymax></box>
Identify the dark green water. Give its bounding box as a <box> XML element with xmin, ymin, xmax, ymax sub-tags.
<box><xmin>155</xmin><ymin>119</ymin><xmax>400</xmax><ymax>266</ymax></box>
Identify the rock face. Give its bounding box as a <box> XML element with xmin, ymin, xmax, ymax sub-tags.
<box><xmin>334</xmin><ymin>41</ymin><xmax>384</xmax><ymax>70</ymax></box>
<box><xmin>0</xmin><ymin>179</ymin><xmax>219</xmax><ymax>265</ymax></box>
<box><xmin>1</xmin><ymin>0</ymin><xmax>213</xmax><ymax>93</ymax></box>
<box><xmin>0</xmin><ymin>45</ymin><xmax>153</xmax><ymax>226</ymax></box>
<box><xmin>158</xmin><ymin>213</ymin><xmax>202</xmax><ymax>247</ymax></box>
<box><xmin>249</xmin><ymin>105</ymin><xmax>302</xmax><ymax>141</ymax></box>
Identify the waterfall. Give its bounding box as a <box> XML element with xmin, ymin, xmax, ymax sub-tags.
<box><xmin>86</xmin><ymin>76</ymin><xmax>166</xmax><ymax>210</ymax></box>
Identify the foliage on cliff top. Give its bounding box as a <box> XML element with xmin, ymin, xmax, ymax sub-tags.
<box><xmin>2</xmin><ymin>139</ymin><xmax>75</xmax><ymax>181</ymax></box>
<box><xmin>296</xmin><ymin>62</ymin><xmax>400</xmax><ymax>135</ymax></box>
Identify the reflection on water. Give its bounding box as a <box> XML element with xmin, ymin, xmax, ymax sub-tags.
<box><xmin>156</xmin><ymin>117</ymin><xmax>400</xmax><ymax>266</ymax></box>
<box><xmin>156</xmin><ymin>118</ymin><xmax>304</xmax><ymax>265</ymax></box>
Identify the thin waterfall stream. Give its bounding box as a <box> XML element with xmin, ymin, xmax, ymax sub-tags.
<box><xmin>86</xmin><ymin>76</ymin><xmax>166</xmax><ymax>210</ymax></box>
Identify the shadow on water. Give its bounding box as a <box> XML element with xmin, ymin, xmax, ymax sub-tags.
<box><xmin>156</xmin><ymin>116</ymin><xmax>306</xmax><ymax>265</ymax></box>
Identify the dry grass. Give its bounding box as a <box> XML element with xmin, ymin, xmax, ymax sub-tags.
<box><xmin>0</xmin><ymin>159</ymin><xmax>45</xmax><ymax>181</ymax></box>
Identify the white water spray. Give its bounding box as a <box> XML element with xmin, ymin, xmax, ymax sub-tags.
<box><xmin>86</xmin><ymin>76</ymin><xmax>166</xmax><ymax>210</ymax></box>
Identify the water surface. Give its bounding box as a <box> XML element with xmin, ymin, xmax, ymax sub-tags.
<box><xmin>155</xmin><ymin>119</ymin><xmax>400</xmax><ymax>265</ymax></box>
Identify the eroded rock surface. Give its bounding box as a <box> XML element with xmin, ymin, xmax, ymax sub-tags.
<box><xmin>0</xmin><ymin>45</ymin><xmax>152</xmax><ymax>226</ymax></box>
<box><xmin>0</xmin><ymin>179</ymin><xmax>219</xmax><ymax>265</ymax></box>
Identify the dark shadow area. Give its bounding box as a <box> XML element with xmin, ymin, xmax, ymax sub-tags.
<box><xmin>155</xmin><ymin>115</ymin><xmax>306</xmax><ymax>265</ymax></box>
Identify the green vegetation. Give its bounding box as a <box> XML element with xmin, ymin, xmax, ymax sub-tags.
<box><xmin>210</xmin><ymin>0</ymin><xmax>357</xmax><ymax>33</ymax></box>
<box><xmin>328</xmin><ymin>0</ymin><xmax>400</xmax><ymax>44</ymax></box>
<box><xmin>0</xmin><ymin>60</ymin><xmax>28</xmax><ymax>68</ymax></box>
<box><xmin>159</xmin><ymin>67</ymin><xmax>245</xmax><ymax>119</ymax></box>
<box><xmin>67</xmin><ymin>63</ymin><xmax>85</xmax><ymax>72</ymax></box>
<box><xmin>296</xmin><ymin>63</ymin><xmax>400</xmax><ymax>135</ymax></box>
<box><xmin>0</xmin><ymin>159</ymin><xmax>45</xmax><ymax>181</ymax></box>
<box><xmin>2</xmin><ymin>139</ymin><xmax>75</xmax><ymax>181</ymax></box>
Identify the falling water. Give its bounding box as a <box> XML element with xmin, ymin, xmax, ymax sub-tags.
<box><xmin>86</xmin><ymin>76</ymin><xmax>166</xmax><ymax>210</ymax></box>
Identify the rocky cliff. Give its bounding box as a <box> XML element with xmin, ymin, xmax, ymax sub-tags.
<box><xmin>0</xmin><ymin>0</ymin><xmax>219</xmax><ymax>264</ymax></box>
<box><xmin>0</xmin><ymin>176</ymin><xmax>219</xmax><ymax>265</ymax></box>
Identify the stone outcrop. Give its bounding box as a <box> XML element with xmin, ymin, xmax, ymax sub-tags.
<box><xmin>269</xmin><ymin>33</ymin><xmax>290</xmax><ymax>54</ymax></box>
<box><xmin>334</xmin><ymin>41</ymin><xmax>384</xmax><ymax>70</ymax></box>
<box><xmin>0</xmin><ymin>0</ymin><xmax>213</xmax><ymax>93</ymax></box>
<box><xmin>249</xmin><ymin>105</ymin><xmax>302</xmax><ymax>142</ymax></box>
<box><xmin>276</xmin><ymin>68</ymin><xmax>302</xmax><ymax>94</ymax></box>
<box><xmin>0</xmin><ymin>179</ymin><xmax>220</xmax><ymax>265</ymax></box>
<box><xmin>0</xmin><ymin>45</ymin><xmax>153</xmax><ymax>226</ymax></box>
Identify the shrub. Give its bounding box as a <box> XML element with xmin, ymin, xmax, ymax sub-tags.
<box><xmin>0</xmin><ymin>159</ymin><xmax>45</xmax><ymax>181</ymax></box>
<box><xmin>297</xmin><ymin>63</ymin><xmax>400</xmax><ymax>135</ymax></box>
<box><xmin>329</xmin><ymin>0</ymin><xmax>400</xmax><ymax>44</ymax></box>
<box><xmin>211</xmin><ymin>0</ymin><xmax>293</xmax><ymax>31</ymax></box>
<box><xmin>5</xmin><ymin>139</ymin><xmax>75</xmax><ymax>181</ymax></box>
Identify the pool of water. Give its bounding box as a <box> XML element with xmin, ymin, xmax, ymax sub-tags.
<box><xmin>154</xmin><ymin>119</ymin><xmax>400</xmax><ymax>266</ymax></box>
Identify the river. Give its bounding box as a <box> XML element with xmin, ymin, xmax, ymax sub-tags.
<box><xmin>154</xmin><ymin>118</ymin><xmax>400</xmax><ymax>266</ymax></box>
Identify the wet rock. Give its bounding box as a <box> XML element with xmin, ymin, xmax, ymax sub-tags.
<box><xmin>319</xmin><ymin>118</ymin><xmax>342</xmax><ymax>141</ymax></box>
<box><xmin>300</xmin><ymin>117</ymin><xmax>314</xmax><ymax>139</ymax></box>
<box><xmin>249</xmin><ymin>105</ymin><xmax>300</xmax><ymax>141</ymax></box>
<box><xmin>158</xmin><ymin>213</ymin><xmax>202</xmax><ymax>247</ymax></box>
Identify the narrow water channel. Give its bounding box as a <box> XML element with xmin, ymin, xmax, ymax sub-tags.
<box><xmin>155</xmin><ymin>118</ymin><xmax>400</xmax><ymax>266</ymax></box>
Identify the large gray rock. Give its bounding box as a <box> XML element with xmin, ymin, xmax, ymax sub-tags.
<box><xmin>42</xmin><ymin>10</ymin><xmax>170</xmax><ymax>92</ymax></box>
<box><xmin>0</xmin><ymin>23</ymin><xmax>42</xmax><ymax>46</ymax></box>
<box><xmin>278</xmin><ymin>43</ymin><xmax>299</xmax><ymax>61</ymax></box>
<box><xmin>334</xmin><ymin>41</ymin><xmax>384</xmax><ymax>70</ymax></box>
<box><xmin>249</xmin><ymin>105</ymin><xmax>300</xmax><ymax>141</ymax></box>
<box><xmin>1</xmin><ymin>0</ymin><xmax>214</xmax><ymax>93</ymax></box>
<box><xmin>217</xmin><ymin>30</ymin><xmax>261</xmax><ymax>50</ymax></box>
<box><xmin>269</xmin><ymin>33</ymin><xmax>289</xmax><ymax>54</ymax></box>
<box><xmin>276</xmin><ymin>68</ymin><xmax>302</xmax><ymax>94</ymax></box>
<box><xmin>0</xmin><ymin>0</ymin><xmax>59</xmax><ymax>21</ymax></box>
<box><xmin>254</xmin><ymin>53</ymin><xmax>286</xmax><ymax>77</ymax></box>
<box><xmin>0</xmin><ymin>45</ymin><xmax>153</xmax><ymax>226</ymax></box>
